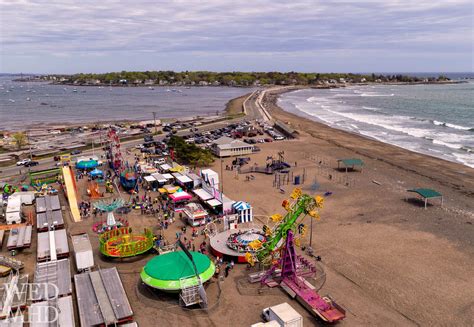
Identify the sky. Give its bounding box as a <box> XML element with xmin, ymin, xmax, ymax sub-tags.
<box><xmin>0</xmin><ymin>0</ymin><xmax>473</xmax><ymax>74</ymax></box>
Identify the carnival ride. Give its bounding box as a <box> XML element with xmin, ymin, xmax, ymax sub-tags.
<box><xmin>99</xmin><ymin>227</ymin><xmax>153</xmax><ymax>258</ymax></box>
<box><xmin>61</xmin><ymin>166</ymin><xmax>81</xmax><ymax>222</ymax></box>
<box><xmin>246</xmin><ymin>188</ymin><xmax>346</xmax><ymax>323</ymax></box>
<box><xmin>92</xmin><ymin>198</ymin><xmax>129</xmax><ymax>233</ymax></box>
<box><xmin>140</xmin><ymin>241</ymin><xmax>214</xmax><ymax>308</ymax></box>
<box><xmin>29</xmin><ymin>167</ymin><xmax>61</xmax><ymax>186</ymax></box>
<box><xmin>107</xmin><ymin>128</ymin><xmax>123</xmax><ymax>172</ymax></box>
<box><xmin>246</xmin><ymin>188</ymin><xmax>322</xmax><ymax>266</ymax></box>
<box><xmin>120</xmin><ymin>170</ymin><xmax>137</xmax><ymax>192</ymax></box>
<box><xmin>87</xmin><ymin>182</ymin><xmax>103</xmax><ymax>199</ymax></box>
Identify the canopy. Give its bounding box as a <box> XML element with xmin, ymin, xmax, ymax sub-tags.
<box><xmin>176</xmin><ymin>175</ymin><xmax>193</xmax><ymax>184</ymax></box>
<box><xmin>141</xmin><ymin>165</ymin><xmax>158</xmax><ymax>174</ymax></box>
<box><xmin>89</xmin><ymin>168</ymin><xmax>103</xmax><ymax>177</ymax></box>
<box><xmin>151</xmin><ymin>173</ymin><xmax>167</xmax><ymax>183</ymax></box>
<box><xmin>169</xmin><ymin>165</ymin><xmax>184</xmax><ymax>173</ymax></box>
<box><xmin>76</xmin><ymin>160</ymin><xmax>98</xmax><ymax>169</ymax></box>
<box><xmin>169</xmin><ymin>191</ymin><xmax>192</xmax><ymax>202</ymax></box>
<box><xmin>162</xmin><ymin>173</ymin><xmax>174</xmax><ymax>180</ymax></box>
<box><xmin>407</xmin><ymin>188</ymin><xmax>442</xmax><ymax>199</ymax></box>
<box><xmin>163</xmin><ymin>185</ymin><xmax>180</xmax><ymax>193</ymax></box>
<box><xmin>206</xmin><ymin>199</ymin><xmax>222</xmax><ymax>207</ymax></box>
<box><xmin>233</xmin><ymin>201</ymin><xmax>251</xmax><ymax>211</ymax></box>
<box><xmin>160</xmin><ymin>164</ymin><xmax>172</xmax><ymax>171</ymax></box>
<box><xmin>193</xmin><ymin>189</ymin><xmax>213</xmax><ymax>201</ymax></box>
<box><xmin>144</xmin><ymin>175</ymin><xmax>155</xmax><ymax>183</ymax></box>
<box><xmin>407</xmin><ymin>188</ymin><xmax>443</xmax><ymax>209</ymax></box>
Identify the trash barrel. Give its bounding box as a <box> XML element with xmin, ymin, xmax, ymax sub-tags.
<box><xmin>294</xmin><ymin>175</ymin><xmax>301</xmax><ymax>185</ymax></box>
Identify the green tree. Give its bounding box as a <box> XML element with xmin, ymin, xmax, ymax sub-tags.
<box><xmin>12</xmin><ymin>132</ymin><xmax>27</xmax><ymax>149</ymax></box>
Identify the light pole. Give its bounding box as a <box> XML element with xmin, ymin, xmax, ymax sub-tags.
<box><xmin>152</xmin><ymin>112</ymin><xmax>158</xmax><ymax>135</ymax></box>
<box><xmin>220</xmin><ymin>158</ymin><xmax>224</xmax><ymax>193</ymax></box>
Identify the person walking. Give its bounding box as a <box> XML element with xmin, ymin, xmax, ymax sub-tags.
<box><xmin>225</xmin><ymin>263</ymin><xmax>230</xmax><ymax>278</ymax></box>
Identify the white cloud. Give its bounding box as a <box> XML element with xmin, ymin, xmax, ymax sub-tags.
<box><xmin>0</xmin><ymin>0</ymin><xmax>472</xmax><ymax>72</ymax></box>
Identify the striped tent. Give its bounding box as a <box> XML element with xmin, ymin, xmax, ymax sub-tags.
<box><xmin>232</xmin><ymin>201</ymin><xmax>253</xmax><ymax>223</ymax></box>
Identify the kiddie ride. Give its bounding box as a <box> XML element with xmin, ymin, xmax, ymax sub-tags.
<box><xmin>246</xmin><ymin>188</ymin><xmax>346</xmax><ymax>323</ymax></box>
<box><xmin>99</xmin><ymin>227</ymin><xmax>154</xmax><ymax>258</ymax></box>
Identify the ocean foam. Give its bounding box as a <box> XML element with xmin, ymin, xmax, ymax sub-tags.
<box><xmin>360</xmin><ymin>93</ymin><xmax>395</xmax><ymax>97</ymax></box>
<box><xmin>432</xmin><ymin>120</ymin><xmax>473</xmax><ymax>131</ymax></box>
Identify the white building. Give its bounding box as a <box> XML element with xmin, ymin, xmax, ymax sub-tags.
<box><xmin>211</xmin><ymin>136</ymin><xmax>253</xmax><ymax>158</ymax></box>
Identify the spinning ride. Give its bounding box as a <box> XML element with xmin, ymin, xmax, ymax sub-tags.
<box><xmin>99</xmin><ymin>227</ymin><xmax>154</xmax><ymax>258</ymax></box>
<box><xmin>92</xmin><ymin>198</ymin><xmax>129</xmax><ymax>233</ymax></box>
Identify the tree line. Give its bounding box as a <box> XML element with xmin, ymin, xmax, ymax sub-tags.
<box><xmin>41</xmin><ymin>71</ymin><xmax>449</xmax><ymax>86</ymax></box>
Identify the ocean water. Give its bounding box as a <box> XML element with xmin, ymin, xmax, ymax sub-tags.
<box><xmin>278</xmin><ymin>82</ymin><xmax>474</xmax><ymax>168</ymax></box>
<box><xmin>0</xmin><ymin>76</ymin><xmax>253</xmax><ymax>130</ymax></box>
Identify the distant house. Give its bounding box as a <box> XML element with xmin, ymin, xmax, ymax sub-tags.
<box><xmin>211</xmin><ymin>136</ymin><xmax>253</xmax><ymax>158</ymax></box>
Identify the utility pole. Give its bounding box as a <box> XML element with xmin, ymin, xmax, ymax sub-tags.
<box><xmin>152</xmin><ymin>112</ymin><xmax>158</xmax><ymax>135</ymax></box>
<box><xmin>220</xmin><ymin>158</ymin><xmax>224</xmax><ymax>193</ymax></box>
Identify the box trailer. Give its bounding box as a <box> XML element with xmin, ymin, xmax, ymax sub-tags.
<box><xmin>262</xmin><ymin>303</ymin><xmax>303</xmax><ymax>327</ymax></box>
<box><xmin>71</xmin><ymin>233</ymin><xmax>94</xmax><ymax>272</ymax></box>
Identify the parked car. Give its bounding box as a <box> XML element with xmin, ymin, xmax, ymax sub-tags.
<box><xmin>16</xmin><ymin>159</ymin><xmax>31</xmax><ymax>166</ymax></box>
<box><xmin>24</xmin><ymin>160</ymin><xmax>39</xmax><ymax>167</ymax></box>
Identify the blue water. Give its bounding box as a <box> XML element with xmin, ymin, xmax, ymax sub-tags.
<box><xmin>0</xmin><ymin>76</ymin><xmax>253</xmax><ymax>130</ymax></box>
<box><xmin>279</xmin><ymin>82</ymin><xmax>474</xmax><ymax>168</ymax></box>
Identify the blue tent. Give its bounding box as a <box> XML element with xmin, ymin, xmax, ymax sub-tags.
<box><xmin>76</xmin><ymin>160</ymin><xmax>98</xmax><ymax>170</ymax></box>
<box><xmin>89</xmin><ymin>168</ymin><xmax>103</xmax><ymax>177</ymax></box>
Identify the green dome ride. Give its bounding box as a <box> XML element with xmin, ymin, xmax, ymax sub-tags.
<box><xmin>140</xmin><ymin>251</ymin><xmax>215</xmax><ymax>292</ymax></box>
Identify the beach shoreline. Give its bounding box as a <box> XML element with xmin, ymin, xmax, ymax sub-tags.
<box><xmin>262</xmin><ymin>87</ymin><xmax>474</xmax><ymax>196</ymax></box>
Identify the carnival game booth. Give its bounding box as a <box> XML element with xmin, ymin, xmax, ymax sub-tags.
<box><xmin>151</xmin><ymin>173</ymin><xmax>168</xmax><ymax>187</ymax></box>
<box><xmin>169</xmin><ymin>191</ymin><xmax>193</xmax><ymax>212</ymax></box>
<box><xmin>205</xmin><ymin>198</ymin><xmax>222</xmax><ymax>214</ymax></box>
<box><xmin>182</xmin><ymin>203</ymin><xmax>209</xmax><ymax>227</ymax></box>
<box><xmin>162</xmin><ymin>173</ymin><xmax>174</xmax><ymax>184</ymax></box>
<box><xmin>144</xmin><ymin>175</ymin><xmax>158</xmax><ymax>191</ymax></box>
<box><xmin>175</xmin><ymin>175</ymin><xmax>194</xmax><ymax>190</ymax></box>
<box><xmin>187</xmin><ymin>173</ymin><xmax>202</xmax><ymax>189</ymax></box>
<box><xmin>232</xmin><ymin>201</ymin><xmax>253</xmax><ymax>223</ymax></box>
<box><xmin>159</xmin><ymin>163</ymin><xmax>172</xmax><ymax>173</ymax></box>
<box><xmin>140</xmin><ymin>163</ymin><xmax>158</xmax><ymax>175</ymax></box>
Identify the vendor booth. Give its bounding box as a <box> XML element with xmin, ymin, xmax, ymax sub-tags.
<box><xmin>151</xmin><ymin>173</ymin><xmax>167</xmax><ymax>186</ymax></box>
<box><xmin>140</xmin><ymin>164</ymin><xmax>158</xmax><ymax>175</ymax></box>
<box><xmin>187</xmin><ymin>173</ymin><xmax>202</xmax><ymax>189</ymax></box>
<box><xmin>205</xmin><ymin>198</ymin><xmax>222</xmax><ymax>213</ymax></box>
<box><xmin>159</xmin><ymin>163</ymin><xmax>172</xmax><ymax>172</ymax></box>
<box><xmin>232</xmin><ymin>201</ymin><xmax>253</xmax><ymax>223</ymax></box>
<box><xmin>168</xmin><ymin>191</ymin><xmax>192</xmax><ymax>212</ymax></box>
<box><xmin>182</xmin><ymin>203</ymin><xmax>209</xmax><ymax>226</ymax></box>
<box><xmin>176</xmin><ymin>175</ymin><xmax>193</xmax><ymax>190</ymax></box>
<box><xmin>162</xmin><ymin>173</ymin><xmax>174</xmax><ymax>183</ymax></box>
<box><xmin>193</xmin><ymin>189</ymin><xmax>213</xmax><ymax>202</ymax></box>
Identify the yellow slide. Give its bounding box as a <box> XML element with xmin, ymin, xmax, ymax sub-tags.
<box><xmin>62</xmin><ymin>166</ymin><xmax>81</xmax><ymax>222</ymax></box>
